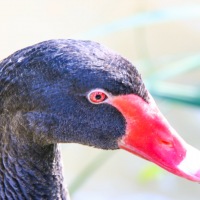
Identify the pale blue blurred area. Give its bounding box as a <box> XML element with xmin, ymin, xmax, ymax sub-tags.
<box><xmin>77</xmin><ymin>5</ymin><xmax>200</xmax><ymax>39</ymax></box>
<box><xmin>0</xmin><ymin>0</ymin><xmax>200</xmax><ymax>199</ymax></box>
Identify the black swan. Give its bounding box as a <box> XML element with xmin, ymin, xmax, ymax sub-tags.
<box><xmin>0</xmin><ymin>39</ymin><xmax>200</xmax><ymax>199</ymax></box>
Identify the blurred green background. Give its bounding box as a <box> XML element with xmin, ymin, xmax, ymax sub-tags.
<box><xmin>0</xmin><ymin>1</ymin><xmax>200</xmax><ymax>200</ymax></box>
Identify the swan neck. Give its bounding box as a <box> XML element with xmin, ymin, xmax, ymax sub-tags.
<box><xmin>0</xmin><ymin>133</ymin><xmax>68</xmax><ymax>200</ymax></box>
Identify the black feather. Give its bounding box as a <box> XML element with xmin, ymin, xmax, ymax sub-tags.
<box><xmin>0</xmin><ymin>39</ymin><xmax>148</xmax><ymax>199</ymax></box>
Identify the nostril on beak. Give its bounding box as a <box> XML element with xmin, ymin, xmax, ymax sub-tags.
<box><xmin>160</xmin><ymin>140</ymin><xmax>173</xmax><ymax>148</ymax></box>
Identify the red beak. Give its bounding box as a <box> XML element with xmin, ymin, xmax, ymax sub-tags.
<box><xmin>108</xmin><ymin>93</ymin><xmax>200</xmax><ymax>182</ymax></box>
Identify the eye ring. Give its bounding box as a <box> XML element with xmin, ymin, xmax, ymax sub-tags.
<box><xmin>87</xmin><ymin>89</ymin><xmax>109</xmax><ymax>104</ymax></box>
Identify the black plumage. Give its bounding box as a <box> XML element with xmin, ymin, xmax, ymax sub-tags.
<box><xmin>0</xmin><ymin>39</ymin><xmax>147</xmax><ymax>199</ymax></box>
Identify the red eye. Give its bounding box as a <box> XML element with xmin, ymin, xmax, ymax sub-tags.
<box><xmin>88</xmin><ymin>90</ymin><xmax>108</xmax><ymax>104</ymax></box>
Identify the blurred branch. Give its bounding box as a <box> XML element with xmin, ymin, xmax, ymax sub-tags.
<box><xmin>148</xmin><ymin>82</ymin><xmax>200</xmax><ymax>106</ymax></box>
<box><xmin>146</xmin><ymin>53</ymin><xmax>200</xmax><ymax>81</ymax></box>
<box><xmin>145</xmin><ymin>54</ymin><xmax>200</xmax><ymax>106</ymax></box>
<box><xmin>69</xmin><ymin>151</ymin><xmax>114</xmax><ymax>196</ymax></box>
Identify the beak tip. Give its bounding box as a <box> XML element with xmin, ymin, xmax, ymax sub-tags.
<box><xmin>177</xmin><ymin>144</ymin><xmax>200</xmax><ymax>182</ymax></box>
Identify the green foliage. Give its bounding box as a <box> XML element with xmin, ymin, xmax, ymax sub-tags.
<box><xmin>137</xmin><ymin>164</ymin><xmax>164</xmax><ymax>183</ymax></box>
